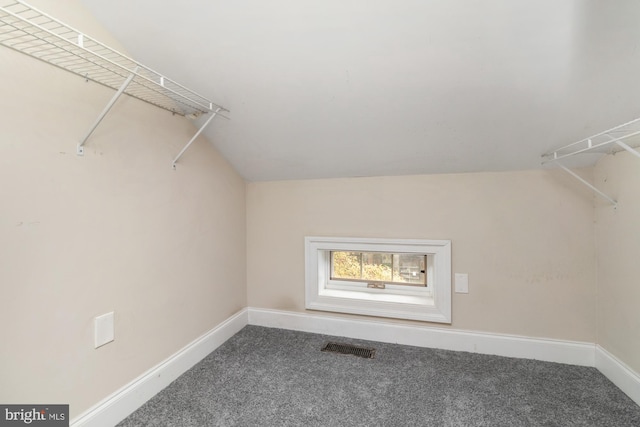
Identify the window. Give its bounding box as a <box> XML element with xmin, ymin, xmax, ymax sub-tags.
<box><xmin>305</xmin><ymin>237</ymin><xmax>451</xmax><ymax>323</ymax></box>
<box><xmin>331</xmin><ymin>251</ymin><xmax>427</xmax><ymax>287</ymax></box>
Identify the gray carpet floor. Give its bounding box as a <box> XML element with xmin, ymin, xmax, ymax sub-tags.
<box><xmin>118</xmin><ymin>326</ymin><xmax>640</xmax><ymax>426</ymax></box>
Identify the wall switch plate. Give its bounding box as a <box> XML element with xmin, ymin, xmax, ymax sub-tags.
<box><xmin>95</xmin><ymin>311</ymin><xmax>114</xmax><ymax>348</ymax></box>
<box><xmin>455</xmin><ymin>273</ymin><xmax>469</xmax><ymax>293</ymax></box>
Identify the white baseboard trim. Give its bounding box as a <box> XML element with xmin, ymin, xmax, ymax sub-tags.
<box><xmin>70</xmin><ymin>308</ymin><xmax>249</xmax><ymax>427</ymax></box>
<box><xmin>596</xmin><ymin>345</ymin><xmax>640</xmax><ymax>406</ymax></box>
<box><xmin>69</xmin><ymin>307</ymin><xmax>640</xmax><ymax>427</ymax></box>
<box><xmin>247</xmin><ymin>307</ymin><xmax>595</xmax><ymax>367</ymax></box>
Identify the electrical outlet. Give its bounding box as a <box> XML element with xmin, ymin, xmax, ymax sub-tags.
<box><xmin>455</xmin><ymin>273</ymin><xmax>469</xmax><ymax>293</ymax></box>
<box><xmin>94</xmin><ymin>312</ymin><xmax>114</xmax><ymax>348</ymax></box>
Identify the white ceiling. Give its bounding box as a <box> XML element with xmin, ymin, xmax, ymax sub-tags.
<box><xmin>81</xmin><ymin>0</ymin><xmax>640</xmax><ymax>181</ymax></box>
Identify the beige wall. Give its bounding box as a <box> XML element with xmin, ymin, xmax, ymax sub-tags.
<box><xmin>0</xmin><ymin>1</ymin><xmax>246</xmax><ymax>418</ymax></box>
<box><xmin>595</xmin><ymin>150</ymin><xmax>640</xmax><ymax>373</ymax></box>
<box><xmin>247</xmin><ymin>170</ymin><xmax>597</xmax><ymax>342</ymax></box>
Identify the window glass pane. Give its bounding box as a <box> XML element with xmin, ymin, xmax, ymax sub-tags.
<box><xmin>361</xmin><ymin>252</ymin><xmax>392</xmax><ymax>282</ymax></box>
<box><xmin>331</xmin><ymin>251</ymin><xmax>426</xmax><ymax>286</ymax></box>
<box><xmin>331</xmin><ymin>251</ymin><xmax>361</xmax><ymax>280</ymax></box>
<box><xmin>392</xmin><ymin>254</ymin><xmax>426</xmax><ymax>285</ymax></box>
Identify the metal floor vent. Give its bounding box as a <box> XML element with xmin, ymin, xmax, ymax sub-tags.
<box><xmin>321</xmin><ymin>342</ymin><xmax>376</xmax><ymax>359</ymax></box>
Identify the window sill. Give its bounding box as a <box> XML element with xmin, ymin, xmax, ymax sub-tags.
<box><xmin>320</xmin><ymin>287</ymin><xmax>434</xmax><ymax>305</ymax></box>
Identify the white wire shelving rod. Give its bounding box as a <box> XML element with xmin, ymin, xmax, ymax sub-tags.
<box><xmin>541</xmin><ymin>117</ymin><xmax>640</xmax><ymax>207</ymax></box>
<box><xmin>542</xmin><ymin>117</ymin><xmax>640</xmax><ymax>164</ymax></box>
<box><xmin>0</xmin><ymin>0</ymin><xmax>228</xmax><ymax>163</ymax></box>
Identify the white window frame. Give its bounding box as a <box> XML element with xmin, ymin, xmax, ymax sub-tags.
<box><xmin>305</xmin><ymin>236</ymin><xmax>452</xmax><ymax>323</ymax></box>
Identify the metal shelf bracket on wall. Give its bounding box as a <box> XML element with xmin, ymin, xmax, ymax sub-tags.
<box><xmin>0</xmin><ymin>0</ymin><xmax>228</xmax><ymax>166</ymax></box>
<box><xmin>542</xmin><ymin>117</ymin><xmax>640</xmax><ymax>208</ymax></box>
<box><xmin>77</xmin><ymin>68</ymin><xmax>138</xmax><ymax>156</ymax></box>
<box><xmin>172</xmin><ymin>107</ymin><xmax>222</xmax><ymax>169</ymax></box>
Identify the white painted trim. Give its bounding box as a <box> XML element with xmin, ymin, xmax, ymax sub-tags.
<box><xmin>595</xmin><ymin>345</ymin><xmax>640</xmax><ymax>406</ymax></box>
<box><xmin>70</xmin><ymin>309</ymin><xmax>249</xmax><ymax>427</ymax></box>
<box><xmin>247</xmin><ymin>307</ymin><xmax>595</xmax><ymax>367</ymax></box>
<box><xmin>304</xmin><ymin>236</ymin><xmax>452</xmax><ymax>323</ymax></box>
<box><xmin>67</xmin><ymin>307</ymin><xmax>640</xmax><ymax>427</ymax></box>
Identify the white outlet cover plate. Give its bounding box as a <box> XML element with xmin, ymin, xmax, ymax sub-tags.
<box><xmin>455</xmin><ymin>273</ymin><xmax>469</xmax><ymax>293</ymax></box>
<box><xmin>95</xmin><ymin>311</ymin><xmax>115</xmax><ymax>348</ymax></box>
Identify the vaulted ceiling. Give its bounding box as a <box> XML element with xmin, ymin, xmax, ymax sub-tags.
<box><xmin>81</xmin><ymin>0</ymin><xmax>640</xmax><ymax>181</ymax></box>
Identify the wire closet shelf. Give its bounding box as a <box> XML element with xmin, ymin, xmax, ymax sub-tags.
<box><xmin>0</xmin><ymin>0</ymin><xmax>227</xmax><ymax>165</ymax></box>
<box><xmin>542</xmin><ymin>117</ymin><xmax>640</xmax><ymax>207</ymax></box>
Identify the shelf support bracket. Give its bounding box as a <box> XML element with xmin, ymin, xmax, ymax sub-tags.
<box><xmin>602</xmin><ymin>134</ymin><xmax>640</xmax><ymax>160</ymax></box>
<box><xmin>555</xmin><ymin>162</ymin><xmax>617</xmax><ymax>207</ymax></box>
<box><xmin>172</xmin><ymin>107</ymin><xmax>222</xmax><ymax>169</ymax></box>
<box><xmin>614</xmin><ymin>139</ymin><xmax>640</xmax><ymax>159</ymax></box>
<box><xmin>77</xmin><ymin>69</ymin><xmax>138</xmax><ymax>156</ymax></box>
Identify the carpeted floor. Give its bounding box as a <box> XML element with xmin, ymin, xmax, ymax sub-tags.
<box><xmin>118</xmin><ymin>326</ymin><xmax>640</xmax><ymax>426</ymax></box>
